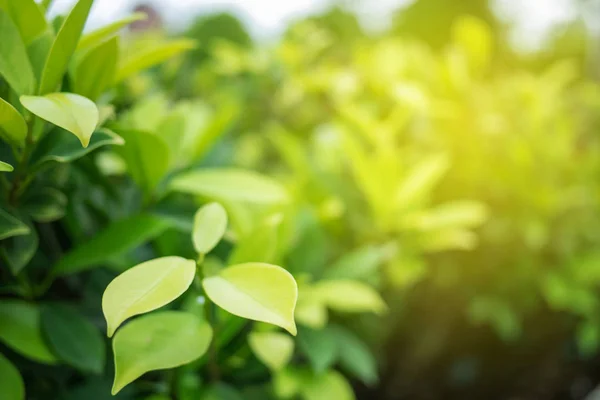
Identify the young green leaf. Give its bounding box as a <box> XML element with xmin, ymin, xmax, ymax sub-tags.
<box><xmin>248</xmin><ymin>331</ymin><xmax>294</xmax><ymax>371</ymax></box>
<box><xmin>171</xmin><ymin>168</ymin><xmax>289</xmax><ymax>205</ymax></box>
<box><xmin>102</xmin><ymin>256</ymin><xmax>196</xmax><ymax>337</ymax></box>
<box><xmin>297</xmin><ymin>326</ymin><xmax>338</xmax><ymax>373</ymax></box>
<box><xmin>315</xmin><ymin>280</ymin><xmax>387</xmax><ymax>314</ymax></box>
<box><xmin>0</xmin><ymin>352</ymin><xmax>25</xmax><ymax>400</ymax></box>
<box><xmin>202</xmin><ymin>263</ymin><xmax>298</xmax><ymax>335</ymax></box>
<box><xmin>21</xmin><ymin>93</ymin><xmax>99</xmax><ymax>147</ymax></box>
<box><xmin>111</xmin><ymin>311</ymin><xmax>212</xmax><ymax>395</ymax></box>
<box><xmin>322</xmin><ymin>244</ymin><xmax>391</xmax><ymax>280</ymax></box>
<box><xmin>302</xmin><ymin>370</ymin><xmax>355</xmax><ymax>400</ymax></box>
<box><xmin>0</xmin><ymin>300</ymin><xmax>57</xmax><ymax>364</ymax></box>
<box><xmin>41</xmin><ymin>304</ymin><xmax>105</xmax><ymax>373</ymax></box>
<box><xmin>0</xmin><ymin>0</ymin><xmax>47</xmax><ymax>45</ymax></box>
<box><xmin>77</xmin><ymin>12</ymin><xmax>147</xmax><ymax>51</ymax></box>
<box><xmin>115</xmin><ymin>39</ymin><xmax>196</xmax><ymax>83</ymax></box>
<box><xmin>330</xmin><ymin>325</ymin><xmax>378</xmax><ymax>385</ymax></box>
<box><xmin>73</xmin><ymin>36</ymin><xmax>118</xmax><ymax>100</ymax></box>
<box><xmin>38</xmin><ymin>0</ymin><xmax>94</xmax><ymax>94</ymax></box>
<box><xmin>0</xmin><ymin>161</ymin><xmax>13</xmax><ymax>172</ymax></box>
<box><xmin>0</xmin><ymin>10</ymin><xmax>36</xmax><ymax>95</ymax></box>
<box><xmin>193</xmin><ymin>202</ymin><xmax>228</xmax><ymax>255</ymax></box>
<box><xmin>26</xmin><ymin>30</ymin><xmax>54</xmax><ymax>81</ymax></box>
<box><xmin>0</xmin><ymin>97</ymin><xmax>27</xmax><ymax>145</ymax></box>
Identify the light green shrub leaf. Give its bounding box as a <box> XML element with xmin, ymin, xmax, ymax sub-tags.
<box><xmin>302</xmin><ymin>370</ymin><xmax>355</xmax><ymax>400</ymax></box>
<box><xmin>0</xmin><ymin>300</ymin><xmax>57</xmax><ymax>364</ymax></box>
<box><xmin>54</xmin><ymin>214</ymin><xmax>170</xmax><ymax>275</ymax></box>
<box><xmin>27</xmin><ymin>30</ymin><xmax>54</xmax><ymax>81</ymax></box>
<box><xmin>115</xmin><ymin>39</ymin><xmax>196</xmax><ymax>83</ymax></box>
<box><xmin>0</xmin><ymin>10</ymin><xmax>36</xmax><ymax>95</ymax></box>
<box><xmin>330</xmin><ymin>325</ymin><xmax>378</xmax><ymax>385</ymax></box>
<box><xmin>184</xmin><ymin>102</ymin><xmax>239</xmax><ymax>162</ymax></box>
<box><xmin>323</xmin><ymin>244</ymin><xmax>392</xmax><ymax>280</ymax></box>
<box><xmin>0</xmin><ymin>0</ymin><xmax>47</xmax><ymax>44</ymax></box>
<box><xmin>102</xmin><ymin>256</ymin><xmax>196</xmax><ymax>337</ymax></box>
<box><xmin>228</xmin><ymin>214</ymin><xmax>282</xmax><ymax>265</ymax></box>
<box><xmin>41</xmin><ymin>304</ymin><xmax>105</xmax><ymax>373</ymax></box>
<box><xmin>21</xmin><ymin>93</ymin><xmax>99</xmax><ymax>147</ymax></box>
<box><xmin>112</xmin><ymin>311</ymin><xmax>212</xmax><ymax>395</ymax></box>
<box><xmin>0</xmin><ymin>352</ymin><xmax>25</xmax><ymax>400</ymax></box>
<box><xmin>297</xmin><ymin>326</ymin><xmax>338</xmax><ymax>373</ymax></box>
<box><xmin>31</xmin><ymin>127</ymin><xmax>124</xmax><ymax>166</ymax></box>
<box><xmin>0</xmin><ymin>161</ymin><xmax>13</xmax><ymax>172</ymax></box>
<box><xmin>73</xmin><ymin>36</ymin><xmax>118</xmax><ymax>100</ymax></box>
<box><xmin>193</xmin><ymin>202</ymin><xmax>228</xmax><ymax>255</ymax></box>
<box><xmin>171</xmin><ymin>168</ymin><xmax>289</xmax><ymax>205</ymax></box>
<box><xmin>315</xmin><ymin>280</ymin><xmax>387</xmax><ymax>314</ymax></box>
<box><xmin>77</xmin><ymin>12</ymin><xmax>146</xmax><ymax>51</ymax></box>
<box><xmin>248</xmin><ymin>331</ymin><xmax>294</xmax><ymax>371</ymax></box>
<box><xmin>22</xmin><ymin>187</ymin><xmax>67</xmax><ymax>222</ymax></box>
<box><xmin>395</xmin><ymin>154</ymin><xmax>449</xmax><ymax>210</ymax></box>
<box><xmin>402</xmin><ymin>201</ymin><xmax>488</xmax><ymax>231</ymax></box>
<box><xmin>38</xmin><ymin>0</ymin><xmax>93</xmax><ymax>94</ymax></box>
<box><xmin>203</xmin><ymin>263</ymin><xmax>298</xmax><ymax>335</ymax></box>
<box><xmin>0</xmin><ymin>97</ymin><xmax>27</xmax><ymax>145</ymax></box>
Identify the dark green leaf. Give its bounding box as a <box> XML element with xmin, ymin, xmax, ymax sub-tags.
<box><xmin>0</xmin><ymin>209</ymin><xmax>29</xmax><ymax>240</ymax></box>
<box><xmin>0</xmin><ymin>352</ymin><xmax>25</xmax><ymax>400</ymax></box>
<box><xmin>22</xmin><ymin>187</ymin><xmax>68</xmax><ymax>222</ymax></box>
<box><xmin>330</xmin><ymin>325</ymin><xmax>378</xmax><ymax>385</ymax></box>
<box><xmin>0</xmin><ymin>217</ymin><xmax>38</xmax><ymax>275</ymax></box>
<box><xmin>297</xmin><ymin>326</ymin><xmax>338</xmax><ymax>373</ymax></box>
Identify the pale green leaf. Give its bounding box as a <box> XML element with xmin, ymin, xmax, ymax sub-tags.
<box><xmin>193</xmin><ymin>202</ymin><xmax>228</xmax><ymax>255</ymax></box>
<box><xmin>0</xmin><ymin>161</ymin><xmax>13</xmax><ymax>172</ymax></box>
<box><xmin>21</xmin><ymin>93</ymin><xmax>99</xmax><ymax>147</ymax></box>
<box><xmin>401</xmin><ymin>201</ymin><xmax>488</xmax><ymax>231</ymax></box>
<box><xmin>203</xmin><ymin>263</ymin><xmax>298</xmax><ymax>335</ymax></box>
<box><xmin>0</xmin><ymin>0</ymin><xmax>47</xmax><ymax>44</ymax></box>
<box><xmin>0</xmin><ymin>97</ymin><xmax>27</xmax><ymax>145</ymax></box>
<box><xmin>73</xmin><ymin>36</ymin><xmax>118</xmax><ymax>100</ymax></box>
<box><xmin>0</xmin><ymin>10</ymin><xmax>36</xmax><ymax>95</ymax></box>
<box><xmin>112</xmin><ymin>311</ymin><xmax>212</xmax><ymax>395</ymax></box>
<box><xmin>395</xmin><ymin>154</ymin><xmax>449</xmax><ymax>210</ymax></box>
<box><xmin>77</xmin><ymin>12</ymin><xmax>147</xmax><ymax>51</ymax></box>
<box><xmin>115</xmin><ymin>39</ymin><xmax>196</xmax><ymax>83</ymax></box>
<box><xmin>323</xmin><ymin>244</ymin><xmax>392</xmax><ymax>280</ymax></box>
<box><xmin>54</xmin><ymin>214</ymin><xmax>169</xmax><ymax>275</ymax></box>
<box><xmin>0</xmin><ymin>352</ymin><xmax>25</xmax><ymax>400</ymax></box>
<box><xmin>228</xmin><ymin>214</ymin><xmax>282</xmax><ymax>265</ymax></box>
<box><xmin>248</xmin><ymin>331</ymin><xmax>294</xmax><ymax>371</ymax></box>
<box><xmin>302</xmin><ymin>370</ymin><xmax>355</xmax><ymax>400</ymax></box>
<box><xmin>0</xmin><ymin>300</ymin><xmax>57</xmax><ymax>364</ymax></box>
<box><xmin>102</xmin><ymin>256</ymin><xmax>196</xmax><ymax>337</ymax></box>
<box><xmin>171</xmin><ymin>168</ymin><xmax>289</xmax><ymax>205</ymax></box>
<box><xmin>315</xmin><ymin>280</ymin><xmax>387</xmax><ymax>314</ymax></box>
<box><xmin>39</xmin><ymin>0</ymin><xmax>93</xmax><ymax>94</ymax></box>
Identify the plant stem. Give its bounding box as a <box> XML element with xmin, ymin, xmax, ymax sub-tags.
<box><xmin>8</xmin><ymin>120</ymin><xmax>37</xmax><ymax>205</ymax></box>
<box><xmin>197</xmin><ymin>257</ymin><xmax>220</xmax><ymax>382</ymax></box>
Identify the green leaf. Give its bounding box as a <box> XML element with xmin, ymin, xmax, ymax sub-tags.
<box><xmin>0</xmin><ymin>161</ymin><xmax>13</xmax><ymax>172</ymax></box>
<box><xmin>41</xmin><ymin>304</ymin><xmax>105</xmax><ymax>373</ymax></box>
<box><xmin>111</xmin><ymin>311</ymin><xmax>212</xmax><ymax>395</ymax></box>
<box><xmin>54</xmin><ymin>214</ymin><xmax>170</xmax><ymax>275</ymax></box>
<box><xmin>314</xmin><ymin>280</ymin><xmax>387</xmax><ymax>314</ymax></box>
<box><xmin>38</xmin><ymin>0</ymin><xmax>93</xmax><ymax>94</ymax></box>
<box><xmin>297</xmin><ymin>326</ymin><xmax>338</xmax><ymax>373</ymax></box>
<box><xmin>0</xmin><ymin>300</ymin><xmax>57</xmax><ymax>364</ymax></box>
<box><xmin>0</xmin><ymin>0</ymin><xmax>47</xmax><ymax>44</ymax></box>
<box><xmin>323</xmin><ymin>244</ymin><xmax>391</xmax><ymax>280</ymax></box>
<box><xmin>330</xmin><ymin>325</ymin><xmax>378</xmax><ymax>385</ymax></box>
<box><xmin>228</xmin><ymin>214</ymin><xmax>282</xmax><ymax>265</ymax></box>
<box><xmin>0</xmin><ymin>218</ymin><xmax>38</xmax><ymax>275</ymax></box>
<box><xmin>0</xmin><ymin>10</ymin><xmax>36</xmax><ymax>95</ymax></box>
<box><xmin>115</xmin><ymin>39</ymin><xmax>196</xmax><ymax>83</ymax></box>
<box><xmin>203</xmin><ymin>263</ymin><xmax>298</xmax><ymax>335</ymax></box>
<box><xmin>0</xmin><ymin>97</ymin><xmax>27</xmax><ymax>145</ymax></box>
<box><xmin>193</xmin><ymin>202</ymin><xmax>228</xmax><ymax>255</ymax></box>
<box><xmin>31</xmin><ymin>127</ymin><xmax>124</xmax><ymax>166</ymax></box>
<box><xmin>27</xmin><ymin>30</ymin><xmax>54</xmax><ymax>81</ymax></box>
<box><xmin>395</xmin><ymin>154</ymin><xmax>449</xmax><ymax>210</ymax></box>
<box><xmin>248</xmin><ymin>331</ymin><xmax>294</xmax><ymax>371</ymax></box>
<box><xmin>21</xmin><ymin>93</ymin><xmax>99</xmax><ymax>147</ymax></box>
<box><xmin>0</xmin><ymin>352</ymin><xmax>25</xmax><ymax>400</ymax></box>
<box><xmin>102</xmin><ymin>256</ymin><xmax>196</xmax><ymax>337</ymax></box>
<box><xmin>113</xmin><ymin>128</ymin><xmax>171</xmax><ymax>192</ymax></box>
<box><xmin>22</xmin><ymin>187</ymin><xmax>67</xmax><ymax>222</ymax></box>
<box><xmin>73</xmin><ymin>36</ymin><xmax>118</xmax><ymax>100</ymax></box>
<box><xmin>401</xmin><ymin>201</ymin><xmax>488</xmax><ymax>231</ymax></box>
<box><xmin>184</xmin><ymin>102</ymin><xmax>238</xmax><ymax>162</ymax></box>
<box><xmin>171</xmin><ymin>168</ymin><xmax>289</xmax><ymax>205</ymax></box>
<box><xmin>77</xmin><ymin>12</ymin><xmax>146</xmax><ymax>51</ymax></box>
<box><xmin>302</xmin><ymin>370</ymin><xmax>355</xmax><ymax>400</ymax></box>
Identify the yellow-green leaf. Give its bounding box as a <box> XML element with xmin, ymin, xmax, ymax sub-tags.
<box><xmin>314</xmin><ymin>280</ymin><xmax>387</xmax><ymax>315</ymax></box>
<box><xmin>0</xmin><ymin>97</ymin><xmax>27</xmax><ymax>145</ymax></box>
<box><xmin>303</xmin><ymin>370</ymin><xmax>355</xmax><ymax>400</ymax></box>
<box><xmin>0</xmin><ymin>161</ymin><xmax>13</xmax><ymax>172</ymax></box>
<box><xmin>21</xmin><ymin>93</ymin><xmax>99</xmax><ymax>147</ymax></box>
<box><xmin>38</xmin><ymin>0</ymin><xmax>93</xmax><ymax>94</ymax></box>
<box><xmin>102</xmin><ymin>256</ymin><xmax>196</xmax><ymax>337</ymax></box>
<box><xmin>193</xmin><ymin>202</ymin><xmax>228</xmax><ymax>255</ymax></box>
<box><xmin>0</xmin><ymin>352</ymin><xmax>25</xmax><ymax>400</ymax></box>
<box><xmin>0</xmin><ymin>0</ymin><xmax>47</xmax><ymax>45</ymax></box>
<box><xmin>73</xmin><ymin>36</ymin><xmax>118</xmax><ymax>101</ymax></box>
<box><xmin>248</xmin><ymin>331</ymin><xmax>294</xmax><ymax>371</ymax></box>
<box><xmin>203</xmin><ymin>263</ymin><xmax>298</xmax><ymax>335</ymax></box>
<box><xmin>77</xmin><ymin>12</ymin><xmax>147</xmax><ymax>51</ymax></box>
<box><xmin>0</xmin><ymin>10</ymin><xmax>36</xmax><ymax>95</ymax></box>
<box><xmin>112</xmin><ymin>311</ymin><xmax>212</xmax><ymax>395</ymax></box>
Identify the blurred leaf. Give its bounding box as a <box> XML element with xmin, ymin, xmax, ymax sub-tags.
<box><xmin>74</xmin><ymin>36</ymin><xmax>119</xmax><ymax>101</ymax></box>
<box><xmin>452</xmin><ymin>16</ymin><xmax>493</xmax><ymax>73</ymax></box>
<box><xmin>200</xmin><ymin>383</ymin><xmax>244</xmax><ymax>400</ymax></box>
<box><xmin>323</xmin><ymin>244</ymin><xmax>391</xmax><ymax>280</ymax></box>
<box><xmin>54</xmin><ymin>214</ymin><xmax>171</xmax><ymax>275</ymax></box>
<box><xmin>330</xmin><ymin>325</ymin><xmax>378</xmax><ymax>385</ymax></box>
<box><xmin>193</xmin><ymin>202</ymin><xmax>228</xmax><ymax>255</ymax></box>
<box><xmin>314</xmin><ymin>280</ymin><xmax>387</xmax><ymax>315</ymax></box>
<box><xmin>0</xmin><ymin>209</ymin><xmax>29</xmax><ymax>240</ymax></box>
<box><xmin>297</xmin><ymin>326</ymin><xmax>338</xmax><ymax>373</ymax></box>
<box><xmin>171</xmin><ymin>168</ymin><xmax>288</xmax><ymax>205</ymax></box>
<box><xmin>302</xmin><ymin>370</ymin><xmax>355</xmax><ymax>400</ymax></box>
<box><xmin>22</xmin><ymin>187</ymin><xmax>67</xmax><ymax>222</ymax></box>
<box><xmin>0</xmin><ymin>300</ymin><xmax>57</xmax><ymax>364</ymax></box>
<box><xmin>0</xmin><ymin>217</ymin><xmax>38</xmax><ymax>275</ymax></box>
<box><xmin>395</xmin><ymin>154</ymin><xmax>449</xmax><ymax>210</ymax></box>
<box><xmin>577</xmin><ymin>321</ymin><xmax>600</xmax><ymax>357</ymax></box>
<box><xmin>0</xmin><ymin>352</ymin><xmax>25</xmax><ymax>400</ymax></box>
<box><xmin>26</xmin><ymin>30</ymin><xmax>54</xmax><ymax>81</ymax></box>
<box><xmin>102</xmin><ymin>256</ymin><xmax>196</xmax><ymax>337</ymax></box>
<box><xmin>185</xmin><ymin>102</ymin><xmax>238</xmax><ymax>162</ymax></box>
<box><xmin>0</xmin><ymin>97</ymin><xmax>27</xmax><ymax>145</ymax></box>
<box><xmin>112</xmin><ymin>311</ymin><xmax>212</xmax><ymax>395</ymax></box>
<box><xmin>77</xmin><ymin>12</ymin><xmax>147</xmax><ymax>51</ymax></box>
<box><xmin>248</xmin><ymin>331</ymin><xmax>294</xmax><ymax>371</ymax></box>
<box><xmin>418</xmin><ymin>228</ymin><xmax>478</xmax><ymax>252</ymax></box>
<box><xmin>0</xmin><ymin>0</ymin><xmax>47</xmax><ymax>45</ymax></box>
<box><xmin>41</xmin><ymin>303</ymin><xmax>105</xmax><ymax>373</ymax></box>
<box><xmin>115</xmin><ymin>39</ymin><xmax>196</xmax><ymax>83</ymax></box>
<box><xmin>402</xmin><ymin>201</ymin><xmax>487</xmax><ymax>231</ymax></box>
<box><xmin>21</xmin><ymin>93</ymin><xmax>99</xmax><ymax>147</ymax></box>
<box><xmin>0</xmin><ymin>160</ymin><xmax>13</xmax><ymax>171</ymax></box>
<box><xmin>228</xmin><ymin>214</ymin><xmax>281</xmax><ymax>265</ymax></box>
<box><xmin>203</xmin><ymin>263</ymin><xmax>298</xmax><ymax>335</ymax></box>
<box><xmin>0</xmin><ymin>10</ymin><xmax>36</xmax><ymax>95</ymax></box>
